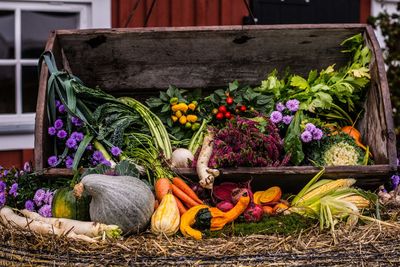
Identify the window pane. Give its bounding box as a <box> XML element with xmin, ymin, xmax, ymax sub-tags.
<box><xmin>21</xmin><ymin>11</ymin><xmax>79</xmax><ymax>58</ymax></box>
<box><xmin>0</xmin><ymin>66</ymin><xmax>15</xmax><ymax>113</ymax></box>
<box><xmin>22</xmin><ymin>66</ymin><xmax>38</xmax><ymax>113</ymax></box>
<box><xmin>0</xmin><ymin>11</ymin><xmax>15</xmax><ymax>59</ymax></box>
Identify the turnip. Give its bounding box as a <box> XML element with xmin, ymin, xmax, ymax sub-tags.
<box><xmin>196</xmin><ymin>129</ymin><xmax>220</xmax><ymax>189</ymax></box>
<box><xmin>170</xmin><ymin>148</ymin><xmax>194</xmax><ymax>168</ymax></box>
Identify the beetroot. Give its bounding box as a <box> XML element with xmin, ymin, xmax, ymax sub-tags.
<box><xmin>216</xmin><ymin>201</ymin><xmax>235</xmax><ymax>212</ymax></box>
<box><xmin>213</xmin><ymin>182</ymin><xmax>238</xmax><ymax>202</ymax></box>
<box><xmin>243</xmin><ymin>203</ymin><xmax>264</xmax><ymax>222</ymax></box>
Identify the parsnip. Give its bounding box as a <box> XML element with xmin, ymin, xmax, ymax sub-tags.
<box><xmin>0</xmin><ymin>207</ymin><xmax>96</xmax><ymax>243</ymax></box>
<box><xmin>21</xmin><ymin>209</ymin><xmax>122</xmax><ymax>238</ymax></box>
<box><xmin>196</xmin><ymin>129</ymin><xmax>220</xmax><ymax>189</ymax></box>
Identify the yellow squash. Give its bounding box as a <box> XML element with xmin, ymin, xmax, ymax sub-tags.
<box><xmin>151</xmin><ymin>192</ymin><xmax>180</xmax><ymax>236</ymax></box>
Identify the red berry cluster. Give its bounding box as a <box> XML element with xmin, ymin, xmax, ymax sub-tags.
<box><xmin>214</xmin><ymin>95</ymin><xmax>247</xmax><ymax>121</ymax></box>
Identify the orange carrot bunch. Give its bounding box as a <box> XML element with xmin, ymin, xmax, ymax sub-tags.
<box><xmin>155</xmin><ymin>177</ymin><xmax>203</xmax><ymax>215</ymax></box>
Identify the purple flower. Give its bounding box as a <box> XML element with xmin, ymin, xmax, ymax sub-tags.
<box><xmin>47</xmin><ymin>156</ymin><xmax>58</xmax><ymax>167</ymax></box>
<box><xmin>54</xmin><ymin>119</ymin><xmax>64</xmax><ymax>130</ymax></box>
<box><xmin>71</xmin><ymin>117</ymin><xmax>83</xmax><ymax>127</ymax></box>
<box><xmin>0</xmin><ymin>192</ymin><xmax>5</xmax><ymax>206</ymax></box>
<box><xmin>38</xmin><ymin>204</ymin><xmax>52</xmax><ymax>218</ymax></box>
<box><xmin>3</xmin><ymin>170</ymin><xmax>8</xmax><ymax>176</ymax></box>
<box><xmin>55</xmin><ymin>100</ymin><xmax>61</xmax><ymax>107</ymax></box>
<box><xmin>93</xmin><ymin>151</ymin><xmax>104</xmax><ymax>161</ymax></box>
<box><xmin>25</xmin><ymin>200</ymin><xmax>35</xmax><ymax>211</ymax></box>
<box><xmin>282</xmin><ymin>115</ymin><xmax>293</xmax><ymax>125</ymax></box>
<box><xmin>23</xmin><ymin>162</ymin><xmax>31</xmax><ymax>173</ymax></box>
<box><xmin>33</xmin><ymin>189</ymin><xmax>46</xmax><ymax>206</ymax></box>
<box><xmin>58</xmin><ymin>104</ymin><xmax>65</xmax><ymax>113</ymax></box>
<box><xmin>86</xmin><ymin>144</ymin><xmax>93</xmax><ymax>151</ymax></box>
<box><xmin>44</xmin><ymin>191</ymin><xmax>54</xmax><ymax>205</ymax></box>
<box><xmin>65</xmin><ymin>157</ymin><xmax>74</xmax><ymax>169</ymax></box>
<box><xmin>71</xmin><ymin>132</ymin><xmax>84</xmax><ymax>142</ymax></box>
<box><xmin>101</xmin><ymin>159</ymin><xmax>112</xmax><ymax>167</ymax></box>
<box><xmin>300</xmin><ymin>130</ymin><xmax>313</xmax><ymax>143</ymax></box>
<box><xmin>305</xmin><ymin>123</ymin><xmax>316</xmax><ymax>133</ymax></box>
<box><xmin>9</xmin><ymin>183</ymin><xmax>18</xmax><ymax>197</ymax></box>
<box><xmin>312</xmin><ymin>128</ymin><xmax>323</xmax><ymax>141</ymax></box>
<box><xmin>66</xmin><ymin>138</ymin><xmax>77</xmax><ymax>149</ymax></box>
<box><xmin>0</xmin><ymin>181</ymin><xmax>6</xmax><ymax>192</ymax></box>
<box><xmin>275</xmin><ymin>102</ymin><xmax>286</xmax><ymax>112</ymax></box>
<box><xmin>270</xmin><ymin>111</ymin><xmax>283</xmax><ymax>124</ymax></box>
<box><xmin>111</xmin><ymin>146</ymin><xmax>122</xmax><ymax>157</ymax></box>
<box><xmin>391</xmin><ymin>175</ymin><xmax>400</xmax><ymax>190</ymax></box>
<box><xmin>57</xmin><ymin>130</ymin><xmax>67</xmax><ymax>139</ymax></box>
<box><xmin>286</xmin><ymin>99</ymin><xmax>300</xmax><ymax>112</ymax></box>
<box><xmin>48</xmin><ymin>127</ymin><xmax>57</xmax><ymax>136</ymax></box>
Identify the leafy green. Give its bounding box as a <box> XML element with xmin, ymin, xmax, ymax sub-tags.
<box><xmin>284</xmin><ymin>111</ymin><xmax>304</xmax><ymax>165</ymax></box>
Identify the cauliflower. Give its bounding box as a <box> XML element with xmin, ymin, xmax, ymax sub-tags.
<box><xmin>306</xmin><ymin>133</ymin><xmax>366</xmax><ymax>166</ymax></box>
<box><xmin>323</xmin><ymin>141</ymin><xmax>360</xmax><ymax>166</ymax></box>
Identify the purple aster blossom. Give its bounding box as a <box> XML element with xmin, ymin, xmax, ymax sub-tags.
<box><xmin>305</xmin><ymin>123</ymin><xmax>316</xmax><ymax>133</ymax></box>
<box><xmin>101</xmin><ymin>159</ymin><xmax>112</xmax><ymax>167</ymax></box>
<box><xmin>58</xmin><ymin>104</ymin><xmax>65</xmax><ymax>114</ymax></box>
<box><xmin>391</xmin><ymin>175</ymin><xmax>400</xmax><ymax>190</ymax></box>
<box><xmin>93</xmin><ymin>150</ymin><xmax>104</xmax><ymax>162</ymax></box>
<box><xmin>111</xmin><ymin>146</ymin><xmax>122</xmax><ymax>157</ymax></box>
<box><xmin>286</xmin><ymin>99</ymin><xmax>300</xmax><ymax>112</ymax></box>
<box><xmin>25</xmin><ymin>200</ymin><xmax>35</xmax><ymax>211</ymax></box>
<box><xmin>48</xmin><ymin>127</ymin><xmax>57</xmax><ymax>136</ymax></box>
<box><xmin>0</xmin><ymin>192</ymin><xmax>5</xmax><ymax>206</ymax></box>
<box><xmin>57</xmin><ymin>130</ymin><xmax>67</xmax><ymax>139</ymax></box>
<box><xmin>55</xmin><ymin>100</ymin><xmax>61</xmax><ymax>108</ymax></box>
<box><xmin>65</xmin><ymin>157</ymin><xmax>74</xmax><ymax>169</ymax></box>
<box><xmin>47</xmin><ymin>156</ymin><xmax>58</xmax><ymax>167</ymax></box>
<box><xmin>71</xmin><ymin>132</ymin><xmax>84</xmax><ymax>142</ymax></box>
<box><xmin>9</xmin><ymin>183</ymin><xmax>18</xmax><ymax>197</ymax></box>
<box><xmin>275</xmin><ymin>102</ymin><xmax>286</xmax><ymax>112</ymax></box>
<box><xmin>282</xmin><ymin>115</ymin><xmax>293</xmax><ymax>125</ymax></box>
<box><xmin>0</xmin><ymin>181</ymin><xmax>6</xmax><ymax>192</ymax></box>
<box><xmin>23</xmin><ymin>162</ymin><xmax>31</xmax><ymax>173</ymax></box>
<box><xmin>86</xmin><ymin>143</ymin><xmax>93</xmax><ymax>151</ymax></box>
<box><xmin>66</xmin><ymin>138</ymin><xmax>77</xmax><ymax>149</ymax></box>
<box><xmin>312</xmin><ymin>128</ymin><xmax>324</xmax><ymax>141</ymax></box>
<box><xmin>54</xmin><ymin>119</ymin><xmax>64</xmax><ymax>130</ymax></box>
<box><xmin>44</xmin><ymin>191</ymin><xmax>54</xmax><ymax>205</ymax></box>
<box><xmin>300</xmin><ymin>130</ymin><xmax>313</xmax><ymax>143</ymax></box>
<box><xmin>38</xmin><ymin>204</ymin><xmax>52</xmax><ymax>218</ymax></box>
<box><xmin>33</xmin><ymin>189</ymin><xmax>46</xmax><ymax>206</ymax></box>
<box><xmin>270</xmin><ymin>111</ymin><xmax>283</xmax><ymax>124</ymax></box>
<box><xmin>3</xmin><ymin>170</ymin><xmax>8</xmax><ymax>176</ymax></box>
<box><xmin>71</xmin><ymin>117</ymin><xmax>83</xmax><ymax>127</ymax></box>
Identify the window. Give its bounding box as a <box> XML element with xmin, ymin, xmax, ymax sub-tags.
<box><xmin>0</xmin><ymin>0</ymin><xmax>110</xmax><ymax>150</ymax></box>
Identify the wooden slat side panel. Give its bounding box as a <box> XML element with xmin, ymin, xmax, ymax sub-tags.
<box><xmin>34</xmin><ymin>31</ymin><xmax>58</xmax><ymax>171</ymax></box>
<box><xmin>57</xmin><ymin>27</ymin><xmax>362</xmax><ymax>92</ymax></box>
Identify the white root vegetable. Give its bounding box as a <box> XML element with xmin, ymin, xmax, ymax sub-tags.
<box><xmin>171</xmin><ymin>148</ymin><xmax>194</xmax><ymax>168</ymax></box>
<box><xmin>0</xmin><ymin>207</ymin><xmax>96</xmax><ymax>243</ymax></box>
<box><xmin>20</xmin><ymin>209</ymin><xmax>122</xmax><ymax>238</ymax></box>
<box><xmin>196</xmin><ymin>129</ymin><xmax>220</xmax><ymax>189</ymax></box>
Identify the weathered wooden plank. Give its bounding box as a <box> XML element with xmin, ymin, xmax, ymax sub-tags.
<box><xmin>56</xmin><ymin>26</ymin><xmax>362</xmax><ymax>91</ymax></box>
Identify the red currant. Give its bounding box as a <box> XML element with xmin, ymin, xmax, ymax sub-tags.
<box><xmin>240</xmin><ymin>105</ymin><xmax>247</xmax><ymax>112</ymax></box>
<box><xmin>225</xmin><ymin>111</ymin><xmax>232</xmax><ymax>119</ymax></box>
<box><xmin>226</xmin><ymin>97</ymin><xmax>234</xmax><ymax>105</ymax></box>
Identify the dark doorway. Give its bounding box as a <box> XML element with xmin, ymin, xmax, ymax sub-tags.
<box><xmin>250</xmin><ymin>0</ymin><xmax>360</xmax><ymax>24</ymax></box>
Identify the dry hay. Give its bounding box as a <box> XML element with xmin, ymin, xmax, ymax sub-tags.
<box><xmin>1</xmin><ymin>214</ymin><xmax>400</xmax><ymax>266</ymax></box>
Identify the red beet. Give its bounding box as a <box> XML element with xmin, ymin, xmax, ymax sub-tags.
<box><xmin>244</xmin><ymin>203</ymin><xmax>264</xmax><ymax>222</ymax></box>
<box><xmin>216</xmin><ymin>201</ymin><xmax>235</xmax><ymax>212</ymax></box>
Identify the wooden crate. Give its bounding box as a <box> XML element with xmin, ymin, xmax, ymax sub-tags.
<box><xmin>35</xmin><ymin>24</ymin><xmax>397</xmax><ymax>190</ymax></box>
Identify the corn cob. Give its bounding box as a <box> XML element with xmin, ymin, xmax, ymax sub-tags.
<box><xmin>340</xmin><ymin>195</ymin><xmax>370</xmax><ymax>209</ymax></box>
<box><xmin>305</xmin><ymin>179</ymin><xmax>333</xmax><ymax>194</ymax></box>
<box><xmin>297</xmin><ymin>178</ymin><xmax>356</xmax><ymax>206</ymax></box>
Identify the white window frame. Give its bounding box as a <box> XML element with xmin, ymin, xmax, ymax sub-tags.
<box><xmin>0</xmin><ymin>0</ymin><xmax>110</xmax><ymax>150</ymax></box>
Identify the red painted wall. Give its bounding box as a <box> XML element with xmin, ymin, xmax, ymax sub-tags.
<box><xmin>0</xmin><ymin>149</ymin><xmax>34</xmax><ymax>169</ymax></box>
<box><xmin>112</xmin><ymin>0</ymin><xmax>250</xmax><ymax>28</ymax></box>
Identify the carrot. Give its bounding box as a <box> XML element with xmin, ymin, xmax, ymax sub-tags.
<box><xmin>172</xmin><ymin>177</ymin><xmax>203</xmax><ymax>204</ymax></box>
<box><xmin>174</xmin><ymin>196</ymin><xmax>188</xmax><ymax>215</ymax></box>
<box><xmin>171</xmin><ymin>184</ymin><xmax>201</xmax><ymax>208</ymax></box>
<box><xmin>155</xmin><ymin>178</ymin><xmax>171</xmax><ymax>202</ymax></box>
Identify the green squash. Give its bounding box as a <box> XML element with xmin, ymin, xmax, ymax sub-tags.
<box><xmin>52</xmin><ymin>187</ymin><xmax>91</xmax><ymax>221</ymax></box>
